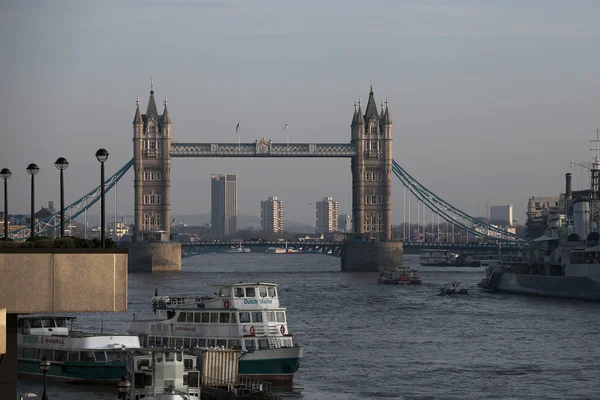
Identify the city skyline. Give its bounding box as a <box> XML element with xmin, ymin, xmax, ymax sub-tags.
<box><xmin>2</xmin><ymin>1</ymin><xmax>600</xmax><ymax>226</ymax></box>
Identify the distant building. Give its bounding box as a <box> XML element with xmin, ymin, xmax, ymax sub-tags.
<box><xmin>211</xmin><ymin>174</ymin><xmax>237</xmax><ymax>237</ymax></box>
<box><xmin>261</xmin><ymin>196</ymin><xmax>284</xmax><ymax>234</ymax></box>
<box><xmin>316</xmin><ymin>197</ymin><xmax>339</xmax><ymax>233</ymax></box>
<box><xmin>339</xmin><ymin>214</ymin><xmax>352</xmax><ymax>233</ymax></box>
<box><xmin>490</xmin><ymin>205</ymin><xmax>513</xmax><ymax>227</ymax></box>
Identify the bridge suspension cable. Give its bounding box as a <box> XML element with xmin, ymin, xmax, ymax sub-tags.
<box><xmin>5</xmin><ymin>159</ymin><xmax>134</xmax><ymax>241</ymax></box>
<box><xmin>392</xmin><ymin>160</ymin><xmax>524</xmax><ymax>242</ymax></box>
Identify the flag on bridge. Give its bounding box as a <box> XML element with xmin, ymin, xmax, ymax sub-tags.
<box><xmin>236</xmin><ymin>121</ymin><xmax>240</xmax><ymax>133</ymax></box>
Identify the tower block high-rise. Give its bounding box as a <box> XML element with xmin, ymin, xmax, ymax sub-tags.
<box><xmin>133</xmin><ymin>80</ymin><xmax>172</xmax><ymax>242</ymax></box>
<box><xmin>350</xmin><ymin>83</ymin><xmax>392</xmax><ymax>241</ymax></box>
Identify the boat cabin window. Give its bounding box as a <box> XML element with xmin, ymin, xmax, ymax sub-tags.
<box><xmin>217</xmin><ymin>339</ymin><xmax>227</xmax><ymax>347</ymax></box>
<box><xmin>55</xmin><ymin>319</ymin><xmax>67</xmax><ymax>328</ymax></box>
<box><xmin>174</xmin><ymin>337</ymin><xmax>182</xmax><ymax>348</ymax></box>
<box><xmin>184</xmin><ymin>338</ymin><xmax>191</xmax><ymax>348</ymax></box>
<box><xmin>191</xmin><ymin>339</ymin><xmax>198</xmax><ymax>348</ymax></box>
<box><xmin>267</xmin><ymin>287</ymin><xmax>276</xmax><ymax>298</ymax></box>
<box><xmin>197</xmin><ymin>339</ymin><xmax>206</xmax><ymax>347</ymax></box>
<box><xmin>231</xmin><ymin>313</ymin><xmax>236</xmax><ymax>323</ymax></box>
<box><xmin>244</xmin><ymin>339</ymin><xmax>256</xmax><ymax>350</ymax></box>
<box><xmin>184</xmin><ymin>358</ymin><xmax>194</xmax><ymax>370</ymax></box>
<box><xmin>218</xmin><ymin>287</ymin><xmax>231</xmax><ymax>297</ymax></box>
<box><xmin>107</xmin><ymin>352</ymin><xmax>123</xmax><ymax>362</ymax></box>
<box><xmin>31</xmin><ymin>319</ymin><xmax>42</xmax><ymax>328</ymax></box>
<box><xmin>235</xmin><ymin>288</ymin><xmax>245</xmax><ymax>297</ymax></box>
<box><xmin>245</xmin><ymin>287</ymin><xmax>256</xmax><ymax>297</ymax></box>
<box><xmin>219</xmin><ymin>313</ymin><xmax>230</xmax><ymax>323</ymax></box>
<box><xmin>177</xmin><ymin>313</ymin><xmax>187</xmax><ymax>322</ymax></box>
<box><xmin>165</xmin><ymin>352</ymin><xmax>175</xmax><ymax>362</ymax></box>
<box><xmin>177</xmin><ymin>352</ymin><xmax>183</xmax><ymax>362</ymax></box>
<box><xmin>68</xmin><ymin>351</ymin><xmax>79</xmax><ymax>362</ymax></box>
<box><xmin>81</xmin><ymin>351</ymin><xmax>94</xmax><ymax>361</ymax></box>
<box><xmin>202</xmin><ymin>313</ymin><xmax>210</xmax><ymax>323</ymax></box>
<box><xmin>207</xmin><ymin>339</ymin><xmax>216</xmax><ymax>347</ymax></box>
<box><xmin>251</xmin><ymin>312</ymin><xmax>263</xmax><ymax>323</ymax></box>
<box><xmin>276</xmin><ymin>312</ymin><xmax>286</xmax><ymax>323</ymax></box>
<box><xmin>156</xmin><ymin>352</ymin><xmax>163</xmax><ymax>362</ymax></box>
<box><xmin>94</xmin><ymin>351</ymin><xmax>106</xmax><ymax>362</ymax></box>
<box><xmin>149</xmin><ymin>336</ymin><xmax>155</xmax><ymax>346</ymax></box>
<box><xmin>267</xmin><ymin>311</ymin><xmax>275</xmax><ymax>322</ymax></box>
<box><xmin>134</xmin><ymin>373</ymin><xmax>152</xmax><ymax>389</ymax></box>
<box><xmin>54</xmin><ymin>350</ymin><xmax>67</xmax><ymax>362</ymax></box>
<box><xmin>210</xmin><ymin>313</ymin><xmax>219</xmax><ymax>323</ymax></box>
<box><xmin>186</xmin><ymin>313</ymin><xmax>194</xmax><ymax>323</ymax></box>
<box><xmin>259</xmin><ymin>287</ymin><xmax>267</xmax><ymax>297</ymax></box>
<box><xmin>239</xmin><ymin>312</ymin><xmax>250</xmax><ymax>323</ymax></box>
<box><xmin>258</xmin><ymin>339</ymin><xmax>268</xmax><ymax>349</ymax></box>
<box><xmin>137</xmin><ymin>358</ymin><xmax>151</xmax><ymax>370</ymax></box>
<box><xmin>229</xmin><ymin>339</ymin><xmax>241</xmax><ymax>350</ymax></box>
<box><xmin>194</xmin><ymin>312</ymin><xmax>201</xmax><ymax>323</ymax></box>
<box><xmin>42</xmin><ymin>319</ymin><xmax>56</xmax><ymax>328</ymax></box>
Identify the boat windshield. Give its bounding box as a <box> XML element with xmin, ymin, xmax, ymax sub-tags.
<box><xmin>218</xmin><ymin>287</ymin><xmax>231</xmax><ymax>297</ymax></box>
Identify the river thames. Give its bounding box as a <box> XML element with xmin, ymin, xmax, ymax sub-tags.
<box><xmin>17</xmin><ymin>253</ymin><xmax>600</xmax><ymax>399</ymax></box>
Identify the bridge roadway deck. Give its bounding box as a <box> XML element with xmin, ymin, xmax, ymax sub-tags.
<box><xmin>170</xmin><ymin>142</ymin><xmax>356</xmax><ymax>157</ymax></box>
<box><xmin>180</xmin><ymin>240</ymin><xmax>523</xmax><ymax>257</ymax></box>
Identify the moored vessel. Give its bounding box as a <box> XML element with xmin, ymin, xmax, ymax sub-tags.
<box><xmin>17</xmin><ymin>315</ymin><xmax>140</xmax><ymax>384</ymax></box>
<box><xmin>378</xmin><ymin>266</ymin><xmax>422</xmax><ymax>284</ymax></box>
<box><xmin>419</xmin><ymin>249</ymin><xmax>459</xmax><ymax>266</ymax></box>
<box><xmin>128</xmin><ymin>283</ymin><xmax>303</xmax><ymax>384</ymax></box>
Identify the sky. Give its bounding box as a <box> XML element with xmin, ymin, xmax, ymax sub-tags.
<box><xmin>1</xmin><ymin>0</ymin><xmax>600</xmax><ymax>225</ymax></box>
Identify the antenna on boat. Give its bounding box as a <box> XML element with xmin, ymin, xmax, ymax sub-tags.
<box><xmin>154</xmin><ymin>285</ymin><xmax>158</xmax><ymax>297</ymax></box>
<box><xmin>100</xmin><ymin>317</ymin><xmax>104</xmax><ymax>335</ymax></box>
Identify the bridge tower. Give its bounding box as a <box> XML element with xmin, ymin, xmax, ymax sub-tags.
<box><xmin>133</xmin><ymin>81</ymin><xmax>172</xmax><ymax>242</ymax></box>
<box><xmin>351</xmin><ymin>83</ymin><xmax>392</xmax><ymax>241</ymax></box>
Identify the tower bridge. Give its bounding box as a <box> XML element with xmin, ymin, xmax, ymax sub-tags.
<box><xmin>4</xmin><ymin>82</ymin><xmax>525</xmax><ymax>272</ymax></box>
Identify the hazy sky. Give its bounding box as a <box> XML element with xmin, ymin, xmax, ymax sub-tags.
<box><xmin>1</xmin><ymin>0</ymin><xmax>600</xmax><ymax>225</ymax></box>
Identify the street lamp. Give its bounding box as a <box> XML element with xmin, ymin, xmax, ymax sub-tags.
<box><xmin>95</xmin><ymin>149</ymin><xmax>109</xmax><ymax>248</ymax></box>
<box><xmin>39</xmin><ymin>356</ymin><xmax>51</xmax><ymax>400</ymax></box>
<box><xmin>54</xmin><ymin>157</ymin><xmax>69</xmax><ymax>237</ymax></box>
<box><xmin>26</xmin><ymin>163</ymin><xmax>39</xmax><ymax>239</ymax></box>
<box><xmin>0</xmin><ymin>168</ymin><xmax>11</xmax><ymax>241</ymax></box>
<box><xmin>117</xmin><ymin>375</ymin><xmax>131</xmax><ymax>399</ymax></box>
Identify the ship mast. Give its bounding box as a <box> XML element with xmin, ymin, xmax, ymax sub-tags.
<box><xmin>570</xmin><ymin>129</ymin><xmax>600</xmax><ymax>229</ymax></box>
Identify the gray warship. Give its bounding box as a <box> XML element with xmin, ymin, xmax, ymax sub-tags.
<box><xmin>480</xmin><ymin>135</ymin><xmax>600</xmax><ymax>301</ymax></box>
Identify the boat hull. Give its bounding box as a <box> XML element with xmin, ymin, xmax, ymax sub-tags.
<box><xmin>238</xmin><ymin>346</ymin><xmax>303</xmax><ymax>384</ymax></box>
<box><xmin>378</xmin><ymin>279</ymin><xmax>421</xmax><ymax>285</ymax></box>
<box><xmin>18</xmin><ymin>359</ymin><xmax>126</xmax><ymax>384</ymax></box>
<box><xmin>491</xmin><ymin>273</ymin><xmax>600</xmax><ymax>301</ymax></box>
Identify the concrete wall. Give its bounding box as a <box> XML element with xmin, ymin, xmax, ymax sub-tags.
<box><xmin>0</xmin><ymin>308</ymin><xmax>5</xmax><ymax>355</ymax></box>
<box><xmin>0</xmin><ymin>248</ymin><xmax>128</xmax><ymax>313</ymax></box>
<box><xmin>126</xmin><ymin>242</ymin><xmax>182</xmax><ymax>272</ymax></box>
<box><xmin>341</xmin><ymin>240</ymin><xmax>403</xmax><ymax>272</ymax></box>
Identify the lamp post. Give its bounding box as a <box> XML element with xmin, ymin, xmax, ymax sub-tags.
<box><xmin>117</xmin><ymin>375</ymin><xmax>131</xmax><ymax>400</ymax></box>
<box><xmin>26</xmin><ymin>163</ymin><xmax>39</xmax><ymax>239</ymax></box>
<box><xmin>0</xmin><ymin>168</ymin><xmax>11</xmax><ymax>241</ymax></box>
<box><xmin>54</xmin><ymin>157</ymin><xmax>69</xmax><ymax>237</ymax></box>
<box><xmin>39</xmin><ymin>356</ymin><xmax>51</xmax><ymax>400</ymax></box>
<box><xmin>95</xmin><ymin>149</ymin><xmax>109</xmax><ymax>248</ymax></box>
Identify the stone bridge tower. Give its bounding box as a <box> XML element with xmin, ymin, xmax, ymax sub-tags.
<box><xmin>133</xmin><ymin>81</ymin><xmax>172</xmax><ymax>242</ymax></box>
<box><xmin>351</xmin><ymin>84</ymin><xmax>392</xmax><ymax>241</ymax></box>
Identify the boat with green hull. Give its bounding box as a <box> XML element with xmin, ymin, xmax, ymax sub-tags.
<box><xmin>17</xmin><ymin>315</ymin><xmax>141</xmax><ymax>384</ymax></box>
<box><xmin>129</xmin><ymin>283</ymin><xmax>304</xmax><ymax>384</ymax></box>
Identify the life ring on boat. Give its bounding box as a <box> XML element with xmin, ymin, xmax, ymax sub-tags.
<box><xmin>280</xmin><ymin>325</ymin><xmax>286</xmax><ymax>334</ymax></box>
<box><xmin>250</xmin><ymin>326</ymin><xmax>255</xmax><ymax>336</ymax></box>
<box><xmin>224</xmin><ymin>300</ymin><xmax>230</xmax><ymax>309</ymax></box>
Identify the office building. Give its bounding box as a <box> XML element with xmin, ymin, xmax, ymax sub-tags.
<box><xmin>261</xmin><ymin>197</ymin><xmax>284</xmax><ymax>234</ymax></box>
<box><xmin>490</xmin><ymin>205</ymin><xmax>514</xmax><ymax>227</ymax></box>
<box><xmin>211</xmin><ymin>174</ymin><xmax>237</xmax><ymax>237</ymax></box>
<box><xmin>316</xmin><ymin>197</ymin><xmax>339</xmax><ymax>233</ymax></box>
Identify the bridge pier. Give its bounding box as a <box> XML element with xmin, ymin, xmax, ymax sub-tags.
<box><xmin>341</xmin><ymin>240</ymin><xmax>403</xmax><ymax>272</ymax></box>
<box><xmin>126</xmin><ymin>242</ymin><xmax>182</xmax><ymax>272</ymax></box>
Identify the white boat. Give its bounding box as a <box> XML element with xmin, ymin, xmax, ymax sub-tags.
<box><xmin>17</xmin><ymin>315</ymin><xmax>140</xmax><ymax>384</ymax></box>
<box><xmin>225</xmin><ymin>242</ymin><xmax>251</xmax><ymax>253</ymax></box>
<box><xmin>264</xmin><ymin>247</ymin><xmax>286</xmax><ymax>254</ymax></box>
<box><xmin>126</xmin><ymin>347</ymin><xmax>201</xmax><ymax>400</ymax></box>
<box><xmin>128</xmin><ymin>283</ymin><xmax>304</xmax><ymax>384</ymax></box>
<box><xmin>439</xmin><ymin>281</ymin><xmax>469</xmax><ymax>295</ymax></box>
<box><xmin>419</xmin><ymin>249</ymin><xmax>459</xmax><ymax>266</ymax></box>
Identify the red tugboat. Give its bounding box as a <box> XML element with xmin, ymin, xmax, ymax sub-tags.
<box><xmin>378</xmin><ymin>266</ymin><xmax>422</xmax><ymax>285</ymax></box>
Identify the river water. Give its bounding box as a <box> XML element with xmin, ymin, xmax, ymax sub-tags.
<box><xmin>17</xmin><ymin>253</ymin><xmax>600</xmax><ymax>400</ymax></box>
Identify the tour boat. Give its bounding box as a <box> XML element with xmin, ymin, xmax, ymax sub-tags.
<box><xmin>439</xmin><ymin>282</ymin><xmax>469</xmax><ymax>295</ymax></box>
<box><xmin>125</xmin><ymin>348</ymin><xmax>201</xmax><ymax>400</ymax></box>
<box><xmin>378</xmin><ymin>266</ymin><xmax>422</xmax><ymax>285</ymax></box>
<box><xmin>17</xmin><ymin>315</ymin><xmax>141</xmax><ymax>384</ymax></box>
<box><xmin>128</xmin><ymin>283</ymin><xmax>304</xmax><ymax>384</ymax></box>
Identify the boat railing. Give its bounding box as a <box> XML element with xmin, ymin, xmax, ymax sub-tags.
<box><xmin>137</xmin><ymin>385</ymin><xmax>200</xmax><ymax>397</ymax></box>
<box><xmin>152</xmin><ymin>295</ymin><xmax>214</xmax><ymax>308</ymax></box>
<box><xmin>203</xmin><ymin>375</ymin><xmax>272</xmax><ymax>394</ymax></box>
